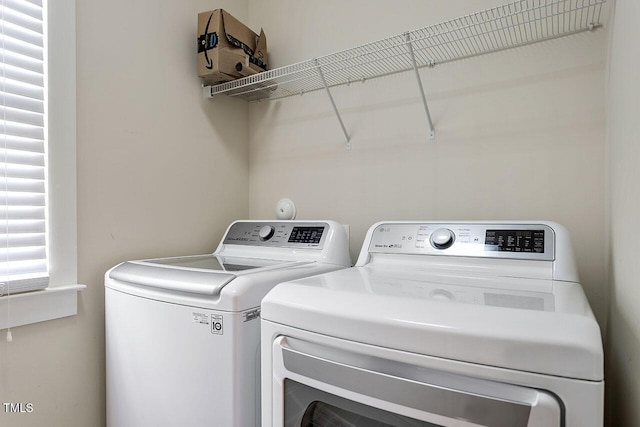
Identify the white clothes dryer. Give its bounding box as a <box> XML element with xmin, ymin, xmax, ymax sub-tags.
<box><xmin>261</xmin><ymin>221</ymin><xmax>603</xmax><ymax>427</ymax></box>
<box><xmin>105</xmin><ymin>220</ymin><xmax>351</xmax><ymax>427</ymax></box>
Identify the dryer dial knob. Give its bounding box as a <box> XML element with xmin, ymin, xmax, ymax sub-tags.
<box><xmin>430</xmin><ymin>228</ymin><xmax>455</xmax><ymax>249</ymax></box>
<box><xmin>258</xmin><ymin>225</ymin><xmax>276</xmax><ymax>241</ymax></box>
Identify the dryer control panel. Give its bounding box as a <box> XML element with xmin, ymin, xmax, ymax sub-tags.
<box><xmin>223</xmin><ymin>221</ymin><xmax>329</xmax><ymax>249</ymax></box>
<box><xmin>367</xmin><ymin>222</ymin><xmax>555</xmax><ymax>261</ymax></box>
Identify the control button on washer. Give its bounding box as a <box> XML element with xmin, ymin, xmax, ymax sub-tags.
<box><xmin>258</xmin><ymin>225</ymin><xmax>276</xmax><ymax>241</ymax></box>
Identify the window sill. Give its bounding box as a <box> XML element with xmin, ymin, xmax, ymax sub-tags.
<box><xmin>0</xmin><ymin>285</ymin><xmax>86</xmax><ymax>330</ymax></box>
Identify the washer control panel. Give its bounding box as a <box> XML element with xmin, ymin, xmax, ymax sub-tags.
<box><xmin>223</xmin><ymin>221</ymin><xmax>328</xmax><ymax>249</ymax></box>
<box><xmin>368</xmin><ymin>223</ymin><xmax>555</xmax><ymax>260</ymax></box>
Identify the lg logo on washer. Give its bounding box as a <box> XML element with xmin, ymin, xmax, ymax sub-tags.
<box><xmin>192</xmin><ymin>312</ymin><xmax>223</xmax><ymax>335</ymax></box>
<box><xmin>211</xmin><ymin>315</ymin><xmax>223</xmax><ymax>335</ymax></box>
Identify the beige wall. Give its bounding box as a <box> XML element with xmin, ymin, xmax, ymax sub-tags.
<box><xmin>1</xmin><ymin>1</ymin><xmax>249</xmax><ymax>426</ymax></box>
<box><xmin>605</xmin><ymin>0</ymin><xmax>640</xmax><ymax>425</ymax></box>
<box><xmin>0</xmin><ymin>1</ymin><xmax>623</xmax><ymax>426</ymax></box>
<box><xmin>248</xmin><ymin>0</ymin><xmax>609</xmax><ymax>326</ymax></box>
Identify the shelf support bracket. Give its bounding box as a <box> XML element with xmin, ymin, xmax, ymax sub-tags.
<box><xmin>405</xmin><ymin>32</ymin><xmax>435</xmax><ymax>140</ymax></box>
<box><xmin>315</xmin><ymin>59</ymin><xmax>351</xmax><ymax>150</ymax></box>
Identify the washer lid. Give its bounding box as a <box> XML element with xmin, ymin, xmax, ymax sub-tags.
<box><xmin>147</xmin><ymin>254</ymin><xmax>280</xmax><ymax>272</ymax></box>
<box><xmin>261</xmin><ymin>266</ymin><xmax>603</xmax><ymax>381</ymax></box>
<box><xmin>108</xmin><ymin>255</ymin><xmax>305</xmax><ymax>296</ymax></box>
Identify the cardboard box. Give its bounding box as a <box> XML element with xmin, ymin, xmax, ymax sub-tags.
<box><xmin>197</xmin><ymin>9</ymin><xmax>267</xmax><ymax>85</ymax></box>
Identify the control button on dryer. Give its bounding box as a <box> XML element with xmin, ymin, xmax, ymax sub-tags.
<box><xmin>258</xmin><ymin>225</ymin><xmax>276</xmax><ymax>241</ymax></box>
<box><xmin>430</xmin><ymin>228</ymin><xmax>455</xmax><ymax>249</ymax></box>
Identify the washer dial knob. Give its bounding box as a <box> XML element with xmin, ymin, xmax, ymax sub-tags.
<box><xmin>430</xmin><ymin>228</ymin><xmax>455</xmax><ymax>249</ymax></box>
<box><xmin>258</xmin><ymin>225</ymin><xmax>276</xmax><ymax>241</ymax></box>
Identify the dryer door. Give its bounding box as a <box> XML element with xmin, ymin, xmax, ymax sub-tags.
<box><xmin>272</xmin><ymin>337</ymin><xmax>562</xmax><ymax>427</ymax></box>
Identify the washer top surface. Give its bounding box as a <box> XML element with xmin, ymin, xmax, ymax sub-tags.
<box><xmin>261</xmin><ymin>221</ymin><xmax>603</xmax><ymax>382</ymax></box>
<box><xmin>105</xmin><ymin>220</ymin><xmax>352</xmax><ymax>311</ymax></box>
<box><xmin>146</xmin><ymin>254</ymin><xmax>278</xmax><ymax>271</ymax></box>
<box><xmin>109</xmin><ymin>255</ymin><xmax>308</xmax><ymax>297</ymax></box>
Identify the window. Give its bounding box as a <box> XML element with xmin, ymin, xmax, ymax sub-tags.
<box><xmin>0</xmin><ymin>0</ymin><xmax>80</xmax><ymax>331</ymax></box>
<box><xmin>0</xmin><ymin>0</ymin><xmax>48</xmax><ymax>296</ymax></box>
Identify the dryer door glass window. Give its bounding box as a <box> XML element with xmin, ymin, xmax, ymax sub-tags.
<box><xmin>285</xmin><ymin>380</ymin><xmax>439</xmax><ymax>427</ymax></box>
<box><xmin>277</xmin><ymin>338</ymin><xmax>562</xmax><ymax>427</ymax></box>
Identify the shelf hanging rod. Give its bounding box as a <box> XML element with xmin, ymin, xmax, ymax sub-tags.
<box><xmin>315</xmin><ymin>59</ymin><xmax>351</xmax><ymax>150</ymax></box>
<box><xmin>405</xmin><ymin>32</ymin><xmax>435</xmax><ymax>140</ymax></box>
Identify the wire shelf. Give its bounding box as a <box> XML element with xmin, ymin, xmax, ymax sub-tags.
<box><xmin>204</xmin><ymin>0</ymin><xmax>606</xmax><ymax>102</ymax></box>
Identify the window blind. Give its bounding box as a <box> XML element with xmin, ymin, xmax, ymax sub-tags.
<box><xmin>0</xmin><ymin>0</ymin><xmax>47</xmax><ymax>295</ymax></box>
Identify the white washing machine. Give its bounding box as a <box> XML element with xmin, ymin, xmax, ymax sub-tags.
<box><xmin>105</xmin><ymin>220</ymin><xmax>351</xmax><ymax>427</ymax></box>
<box><xmin>261</xmin><ymin>221</ymin><xmax>603</xmax><ymax>427</ymax></box>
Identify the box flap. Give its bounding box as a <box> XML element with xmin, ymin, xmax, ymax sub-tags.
<box><xmin>221</xmin><ymin>9</ymin><xmax>258</xmax><ymax>57</ymax></box>
<box><xmin>253</xmin><ymin>28</ymin><xmax>268</xmax><ymax>70</ymax></box>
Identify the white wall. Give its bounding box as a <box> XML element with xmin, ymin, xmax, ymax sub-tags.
<box><xmin>605</xmin><ymin>0</ymin><xmax>640</xmax><ymax>425</ymax></box>
<box><xmin>0</xmin><ymin>1</ymin><xmax>250</xmax><ymax>426</ymax></box>
<box><xmin>248</xmin><ymin>0</ymin><xmax>609</xmax><ymax>326</ymax></box>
